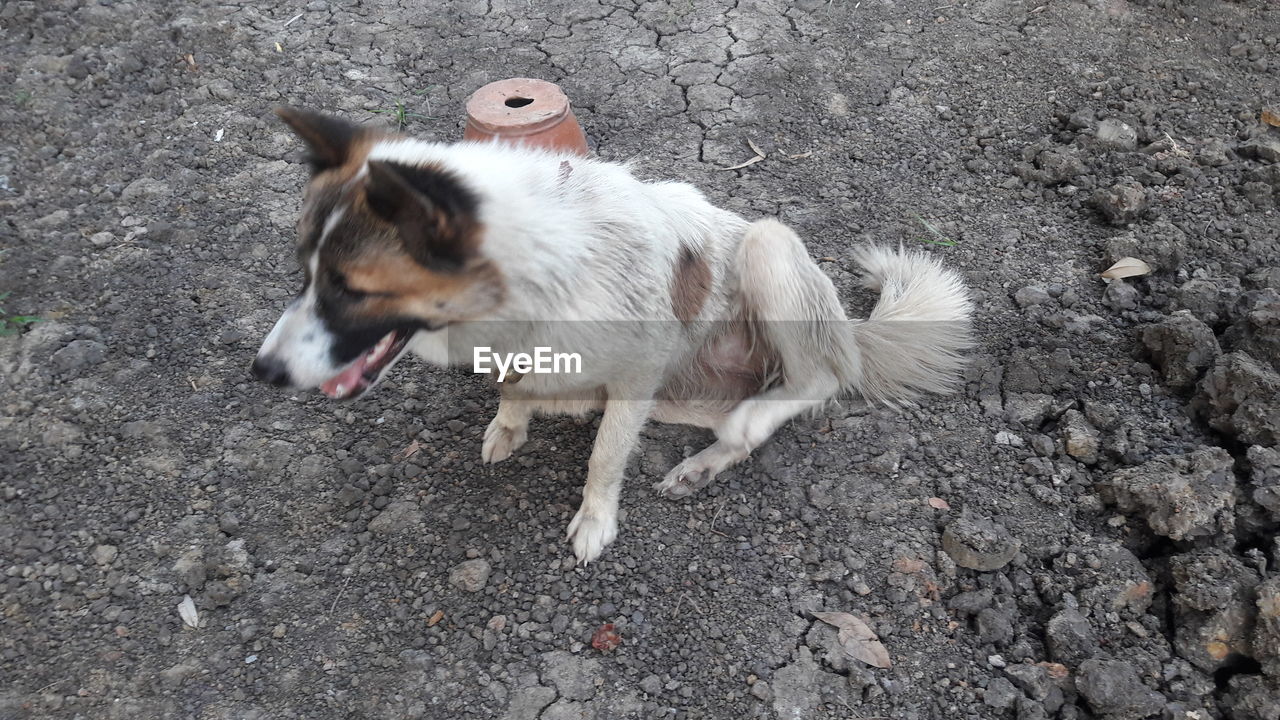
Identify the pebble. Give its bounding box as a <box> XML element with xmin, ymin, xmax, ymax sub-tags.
<box><xmin>941</xmin><ymin>517</ymin><xmax>1020</xmax><ymax>571</ymax></box>
<box><xmin>92</xmin><ymin>544</ymin><xmax>118</xmax><ymax>565</ymax></box>
<box><xmin>1095</xmin><ymin>118</ymin><xmax>1137</xmax><ymax>151</ymax></box>
<box><xmin>448</xmin><ymin>559</ymin><xmax>492</xmax><ymax>592</ymax></box>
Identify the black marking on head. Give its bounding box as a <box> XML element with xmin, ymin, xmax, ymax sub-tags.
<box><xmin>363</xmin><ymin>161</ymin><xmax>482</xmax><ymax>273</ymax></box>
<box><xmin>276</xmin><ymin>107</ymin><xmax>363</xmax><ymax>173</ymax></box>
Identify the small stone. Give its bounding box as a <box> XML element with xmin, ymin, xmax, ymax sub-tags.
<box><xmin>52</xmin><ymin>339</ymin><xmax>108</xmax><ymax>372</ymax></box>
<box><xmin>1005</xmin><ymin>393</ymin><xmax>1054</xmax><ymax>428</ymax></box>
<box><xmin>368</xmin><ymin>501</ymin><xmax>423</xmax><ymax>535</ymax></box>
<box><xmin>159</xmin><ymin>663</ymin><xmax>197</xmax><ymax>689</ymax></box>
<box><xmin>1060</xmin><ymin>410</ymin><xmax>1100</xmax><ymax>465</ymax></box>
<box><xmin>1014</xmin><ymin>286</ymin><xmax>1052</xmax><ymax>308</ymax></box>
<box><xmin>983</xmin><ymin>677</ymin><xmax>1020</xmax><ymax>710</ymax></box>
<box><xmin>977</xmin><ymin>608</ymin><xmax>1015</xmax><ymax>645</ymax></box>
<box><xmin>1005</xmin><ymin>663</ymin><xmax>1053</xmax><ymax>701</ymax></box>
<box><xmin>449</xmin><ymin>559</ymin><xmax>492</xmax><ymax>592</ymax></box>
<box><xmin>941</xmin><ymin>516</ymin><xmax>1020</xmax><ymax>571</ymax></box>
<box><xmin>640</xmin><ymin>674</ymin><xmax>662</xmax><ymax>696</ymax></box>
<box><xmin>89</xmin><ymin>231</ymin><xmax>115</xmax><ymax>247</ymax></box>
<box><xmin>1095</xmin><ymin>119</ymin><xmax>1137</xmax><ymax>151</ymax></box>
<box><xmin>1102</xmin><ymin>280</ymin><xmax>1140</xmax><ymax>311</ymax></box>
<box><xmin>1046</xmin><ymin>608</ymin><xmax>1098</xmax><ymax>667</ymax></box>
<box><xmin>1075</xmin><ymin>659</ymin><xmax>1166</xmax><ymax>720</ymax></box>
<box><xmin>1092</xmin><ymin>182</ymin><xmax>1148</xmax><ymax>225</ymax></box>
<box><xmin>92</xmin><ymin>544</ymin><xmax>118</xmax><ymax>565</ymax></box>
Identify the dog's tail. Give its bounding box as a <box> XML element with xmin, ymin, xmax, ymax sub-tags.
<box><xmin>846</xmin><ymin>246</ymin><xmax>973</xmax><ymax>405</ymax></box>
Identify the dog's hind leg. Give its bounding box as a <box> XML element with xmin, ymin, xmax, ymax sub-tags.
<box><xmin>656</xmin><ymin>219</ymin><xmax>848</xmax><ymax>499</ymax></box>
<box><xmin>481</xmin><ymin>394</ymin><xmax>532</xmax><ymax>464</ymax></box>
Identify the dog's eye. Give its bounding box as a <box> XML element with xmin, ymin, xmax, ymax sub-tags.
<box><xmin>328</xmin><ymin>270</ymin><xmax>371</xmax><ymax>300</ymax></box>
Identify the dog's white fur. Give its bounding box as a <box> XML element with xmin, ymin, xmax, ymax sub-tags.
<box><xmin>259</xmin><ymin>137</ymin><xmax>972</xmax><ymax>563</ymax></box>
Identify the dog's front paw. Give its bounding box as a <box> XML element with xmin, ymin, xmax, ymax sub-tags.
<box><xmin>481</xmin><ymin>417</ymin><xmax>528</xmax><ymax>464</ymax></box>
<box><xmin>566</xmin><ymin>508</ymin><xmax>617</xmax><ymax>564</ymax></box>
<box><xmin>653</xmin><ymin>457</ymin><xmax>718</xmax><ymax>500</ymax></box>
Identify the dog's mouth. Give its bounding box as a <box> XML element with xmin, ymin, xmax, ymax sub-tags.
<box><xmin>320</xmin><ymin>329</ymin><xmax>411</xmax><ymax>400</ymax></box>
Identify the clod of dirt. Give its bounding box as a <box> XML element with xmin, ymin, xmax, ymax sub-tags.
<box><xmin>941</xmin><ymin>516</ymin><xmax>1020</xmax><ymax>571</ymax></box>
<box><xmin>1099</xmin><ymin>447</ymin><xmax>1236</xmax><ymax>541</ymax></box>
<box><xmin>1221</xmin><ymin>288</ymin><xmax>1280</xmax><ymax>371</ymax></box>
<box><xmin>1248</xmin><ymin>446</ymin><xmax>1280</xmax><ymax>520</ymax></box>
<box><xmin>1104</xmin><ymin>221</ymin><xmax>1187</xmax><ymax>274</ymax></box>
<box><xmin>1175</xmin><ymin>600</ymin><xmax>1257</xmax><ymax>674</ymax></box>
<box><xmin>1074</xmin><ymin>658</ymin><xmax>1166</xmax><ymax>720</ymax></box>
<box><xmin>1224</xmin><ymin>674</ymin><xmax>1280</xmax><ymax>720</ymax></box>
<box><xmin>1170</xmin><ymin>550</ymin><xmax>1261</xmax><ymax>672</ymax></box>
<box><xmin>1255</xmin><ymin>576</ymin><xmax>1280</xmax><ymax>679</ymax></box>
<box><xmin>1076</xmin><ymin>544</ymin><xmax>1156</xmax><ymax>614</ymax></box>
<box><xmin>1193</xmin><ymin>352</ymin><xmax>1280</xmax><ymax>447</ymax></box>
<box><xmin>1241</xmin><ymin>135</ymin><xmax>1280</xmax><ymax>163</ymax></box>
<box><xmin>1060</xmin><ymin>410</ymin><xmax>1100</xmax><ymax>465</ymax></box>
<box><xmin>1020</xmin><ymin>148</ymin><xmax>1086</xmax><ymax>185</ymax></box>
<box><xmin>1046</xmin><ymin>608</ymin><xmax>1098</xmax><ymax>668</ymax></box>
<box><xmin>1142</xmin><ymin>311</ymin><xmax>1221</xmax><ymax>389</ymax></box>
<box><xmin>1095</xmin><ymin>119</ymin><xmax>1138</xmax><ymax>151</ymax></box>
<box><xmin>1092</xmin><ymin>182</ymin><xmax>1149</xmax><ymax>225</ymax></box>
<box><xmin>448</xmin><ymin>559</ymin><xmax>492</xmax><ymax>592</ymax></box>
<box><xmin>1172</xmin><ymin>550</ymin><xmax>1262</xmax><ymax>613</ymax></box>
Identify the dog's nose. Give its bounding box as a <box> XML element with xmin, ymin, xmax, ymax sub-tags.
<box><xmin>251</xmin><ymin>355</ymin><xmax>291</xmax><ymax>387</ymax></box>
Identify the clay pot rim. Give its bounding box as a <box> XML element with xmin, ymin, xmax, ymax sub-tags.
<box><xmin>464</xmin><ymin>78</ymin><xmax>572</xmax><ymax>135</ymax></box>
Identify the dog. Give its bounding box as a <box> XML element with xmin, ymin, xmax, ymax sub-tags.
<box><xmin>253</xmin><ymin>107</ymin><xmax>973</xmax><ymax>564</ymax></box>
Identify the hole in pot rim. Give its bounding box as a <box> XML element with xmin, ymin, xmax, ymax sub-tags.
<box><xmin>504</xmin><ymin>96</ymin><xmax>534</xmax><ymax>108</ymax></box>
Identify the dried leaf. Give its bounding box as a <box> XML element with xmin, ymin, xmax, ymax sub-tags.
<box><xmin>745</xmin><ymin>138</ymin><xmax>767</xmax><ymax>158</ymax></box>
<box><xmin>788</xmin><ymin>151</ymin><xmax>813</xmax><ymax>159</ymax></box>
<box><xmin>1262</xmin><ymin>107</ymin><xmax>1280</xmax><ymax>128</ymax></box>
<box><xmin>812</xmin><ymin>611</ymin><xmax>892</xmax><ymax>668</ymax></box>
<box><xmin>720</xmin><ymin>155</ymin><xmax>763</xmax><ymax>171</ymax></box>
<box><xmin>178</xmin><ymin>595</ymin><xmax>199</xmax><ymax>628</ymax></box>
<box><xmin>591</xmin><ymin>623</ymin><xmax>622</xmax><ymax>652</ymax></box>
<box><xmin>928</xmin><ymin>497</ymin><xmax>951</xmax><ymax>510</ymax></box>
<box><xmin>1037</xmin><ymin>661</ymin><xmax>1069</xmax><ymax>680</ymax></box>
<box><xmin>427</xmin><ymin>610</ymin><xmax>444</xmax><ymax>627</ymax></box>
<box><xmin>1100</xmin><ymin>257</ymin><xmax>1151</xmax><ymax>280</ymax></box>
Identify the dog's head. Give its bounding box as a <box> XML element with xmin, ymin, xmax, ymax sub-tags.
<box><xmin>252</xmin><ymin>108</ymin><xmax>505</xmax><ymax>400</ymax></box>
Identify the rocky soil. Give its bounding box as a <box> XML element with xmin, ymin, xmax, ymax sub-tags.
<box><xmin>2</xmin><ymin>0</ymin><xmax>1279</xmax><ymax>718</ymax></box>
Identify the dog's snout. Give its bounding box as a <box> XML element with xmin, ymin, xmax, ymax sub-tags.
<box><xmin>251</xmin><ymin>355</ymin><xmax>291</xmax><ymax>387</ymax></box>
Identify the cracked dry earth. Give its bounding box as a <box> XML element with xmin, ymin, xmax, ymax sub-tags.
<box><xmin>3</xmin><ymin>0</ymin><xmax>1280</xmax><ymax>718</ymax></box>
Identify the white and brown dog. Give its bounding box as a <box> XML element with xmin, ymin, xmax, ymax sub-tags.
<box><xmin>253</xmin><ymin>108</ymin><xmax>973</xmax><ymax>563</ymax></box>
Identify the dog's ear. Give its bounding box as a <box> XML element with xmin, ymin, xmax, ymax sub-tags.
<box><xmin>275</xmin><ymin>107</ymin><xmax>361</xmax><ymax>172</ymax></box>
<box><xmin>364</xmin><ymin>160</ymin><xmax>480</xmax><ymax>272</ymax></box>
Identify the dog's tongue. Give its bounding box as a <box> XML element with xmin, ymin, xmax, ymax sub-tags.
<box><xmin>320</xmin><ymin>355</ymin><xmax>368</xmax><ymax>398</ymax></box>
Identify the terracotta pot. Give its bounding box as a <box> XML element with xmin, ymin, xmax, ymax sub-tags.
<box><xmin>463</xmin><ymin>78</ymin><xmax>589</xmax><ymax>156</ymax></box>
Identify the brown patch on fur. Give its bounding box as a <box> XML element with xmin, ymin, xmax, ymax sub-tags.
<box><xmin>341</xmin><ymin>243</ymin><xmax>506</xmax><ymax>324</ymax></box>
<box><xmin>670</xmin><ymin>245</ymin><xmax>712</xmax><ymax>324</ymax></box>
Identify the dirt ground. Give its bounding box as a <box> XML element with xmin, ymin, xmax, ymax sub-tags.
<box><xmin>3</xmin><ymin>0</ymin><xmax>1280</xmax><ymax>718</ymax></box>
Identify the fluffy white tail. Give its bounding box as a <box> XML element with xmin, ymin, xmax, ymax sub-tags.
<box><xmin>849</xmin><ymin>246</ymin><xmax>973</xmax><ymax>404</ymax></box>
